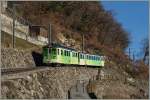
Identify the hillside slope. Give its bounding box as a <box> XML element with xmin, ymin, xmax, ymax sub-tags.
<box><xmin>8</xmin><ymin>1</ymin><xmax>129</xmax><ymax>52</ymax></box>
<box><xmin>2</xmin><ymin>1</ymin><xmax>149</xmax><ymax>99</ymax></box>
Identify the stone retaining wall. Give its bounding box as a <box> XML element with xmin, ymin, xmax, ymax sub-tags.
<box><xmin>2</xmin><ymin>67</ymin><xmax>98</xmax><ymax>99</ymax></box>
<box><xmin>1</xmin><ymin>48</ymin><xmax>36</xmax><ymax>68</ymax></box>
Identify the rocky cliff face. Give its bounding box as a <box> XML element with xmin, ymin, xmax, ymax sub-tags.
<box><xmin>1</xmin><ymin>48</ymin><xmax>36</xmax><ymax>68</ymax></box>
<box><xmin>1</xmin><ymin>48</ymin><xmax>98</xmax><ymax>99</ymax></box>
<box><xmin>2</xmin><ymin>67</ymin><xmax>98</xmax><ymax>99</ymax></box>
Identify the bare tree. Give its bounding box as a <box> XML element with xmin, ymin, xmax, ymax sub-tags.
<box><xmin>142</xmin><ymin>38</ymin><xmax>149</xmax><ymax>65</ymax></box>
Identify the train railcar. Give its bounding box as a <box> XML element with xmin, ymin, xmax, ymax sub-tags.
<box><xmin>43</xmin><ymin>44</ymin><xmax>78</xmax><ymax>65</ymax></box>
<box><xmin>43</xmin><ymin>43</ymin><xmax>105</xmax><ymax>67</ymax></box>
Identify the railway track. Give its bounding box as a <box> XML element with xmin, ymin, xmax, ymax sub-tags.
<box><xmin>1</xmin><ymin>67</ymin><xmax>51</xmax><ymax>81</ymax></box>
<box><xmin>2</xmin><ymin>67</ymin><xmax>37</xmax><ymax>75</ymax></box>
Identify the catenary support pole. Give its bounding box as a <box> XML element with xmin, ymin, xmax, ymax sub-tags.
<box><xmin>82</xmin><ymin>33</ymin><xmax>84</xmax><ymax>53</ymax></box>
<box><xmin>48</xmin><ymin>23</ymin><xmax>52</xmax><ymax>46</ymax></box>
<box><xmin>12</xmin><ymin>5</ymin><xmax>15</xmax><ymax>48</ymax></box>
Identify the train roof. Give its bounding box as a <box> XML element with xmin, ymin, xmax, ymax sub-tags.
<box><xmin>43</xmin><ymin>43</ymin><xmax>77</xmax><ymax>51</ymax></box>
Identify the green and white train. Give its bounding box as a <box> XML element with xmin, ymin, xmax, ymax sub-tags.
<box><xmin>43</xmin><ymin>43</ymin><xmax>105</xmax><ymax>67</ymax></box>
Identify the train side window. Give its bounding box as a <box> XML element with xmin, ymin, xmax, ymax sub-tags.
<box><xmin>68</xmin><ymin>51</ymin><xmax>70</xmax><ymax>56</ymax></box>
<box><xmin>66</xmin><ymin>51</ymin><xmax>68</xmax><ymax>56</ymax></box>
<box><xmin>64</xmin><ymin>50</ymin><xmax>66</xmax><ymax>56</ymax></box>
<box><xmin>66</xmin><ymin>51</ymin><xmax>67</xmax><ymax>56</ymax></box>
<box><xmin>57</xmin><ymin>49</ymin><xmax>59</xmax><ymax>55</ymax></box>
<box><xmin>61</xmin><ymin>50</ymin><xmax>63</xmax><ymax>55</ymax></box>
<box><xmin>49</xmin><ymin>48</ymin><xmax>51</xmax><ymax>54</ymax></box>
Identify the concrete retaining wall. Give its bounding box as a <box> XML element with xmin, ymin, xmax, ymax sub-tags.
<box><xmin>1</xmin><ymin>13</ymin><xmax>48</xmax><ymax>45</ymax></box>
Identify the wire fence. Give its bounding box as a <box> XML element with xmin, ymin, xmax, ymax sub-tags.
<box><xmin>1</xmin><ymin>6</ymin><xmax>49</xmax><ymax>48</ymax></box>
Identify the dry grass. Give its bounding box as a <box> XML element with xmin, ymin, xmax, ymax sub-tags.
<box><xmin>1</xmin><ymin>31</ymin><xmax>41</xmax><ymax>50</ymax></box>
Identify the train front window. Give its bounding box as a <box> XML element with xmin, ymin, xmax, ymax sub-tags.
<box><xmin>48</xmin><ymin>48</ymin><xmax>51</xmax><ymax>54</ymax></box>
<box><xmin>52</xmin><ymin>48</ymin><xmax>56</xmax><ymax>55</ymax></box>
